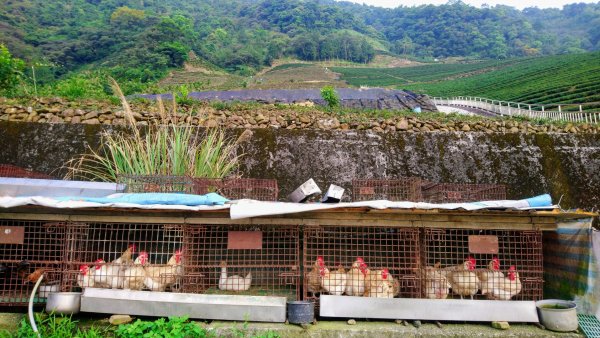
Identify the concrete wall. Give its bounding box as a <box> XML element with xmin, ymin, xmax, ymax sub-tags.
<box><xmin>1</xmin><ymin>122</ymin><xmax>599</xmax><ymax>211</ymax></box>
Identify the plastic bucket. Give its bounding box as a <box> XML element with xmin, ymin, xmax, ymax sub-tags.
<box><xmin>287</xmin><ymin>301</ymin><xmax>314</xmax><ymax>324</ymax></box>
<box><xmin>536</xmin><ymin>299</ymin><xmax>578</xmax><ymax>332</ymax></box>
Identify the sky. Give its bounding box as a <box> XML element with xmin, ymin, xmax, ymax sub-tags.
<box><xmin>343</xmin><ymin>0</ymin><xmax>599</xmax><ymax>10</ymax></box>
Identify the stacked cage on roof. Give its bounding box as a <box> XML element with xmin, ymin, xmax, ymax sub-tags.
<box><xmin>303</xmin><ymin>225</ymin><xmax>421</xmax><ymax>311</ymax></box>
<box><xmin>192</xmin><ymin>178</ymin><xmax>278</xmax><ymax>201</ymax></box>
<box><xmin>118</xmin><ymin>174</ymin><xmax>279</xmax><ymax>201</ymax></box>
<box><xmin>420</xmin><ymin>228</ymin><xmax>543</xmax><ymax>301</ymax></box>
<box><xmin>183</xmin><ymin>224</ymin><xmax>300</xmax><ymax>300</ymax></box>
<box><xmin>421</xmin><ymin>183</ymin><xmax>506</xmax><ymax>203</ymax></box>
<box><xmin>62</xmin><ymin>222</ymin><xmax>184</xmax><ymax>294</ymax></box>
<box><xmin>351</xmin><ymin>178</ymin><xmax>423</xmax><ymax>202</ymax></box>
<box><xmin>0</xmin><ymin>164</ymin><xmax>53</xmax><ymax>179</ymax></box>
<box><xmin>0</xmin><ymin>219</ymin><xmax>65</xmax><ymax>306</ymax></box>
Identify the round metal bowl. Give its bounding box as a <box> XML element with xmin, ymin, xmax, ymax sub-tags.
<box><xmin>536</xmin><ymin>299</ymin><xmax>578</xmax><ymax>332</ymax></box>
<box><xmin>46</xmin><ymin>292</ymin><xmax>82</xmax><ymax>315</ymax></box>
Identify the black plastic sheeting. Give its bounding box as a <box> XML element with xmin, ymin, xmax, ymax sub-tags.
<box><xmin>137</xmin><ymin>88</ymin><xmax>418</xmax><ymax>103</ymax></box>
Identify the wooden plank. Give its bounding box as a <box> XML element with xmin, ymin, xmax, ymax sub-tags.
<box><xmin>0</xmin><ymin>213</ymin><xmax>69</xmax><ymax>221</ymax></box>
<box><xmin>68</xmin><ymin>215</ymin><xmax>186</xmax><ymax>224</ymax></box>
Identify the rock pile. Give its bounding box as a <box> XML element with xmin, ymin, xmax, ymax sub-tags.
<box><xmin>0</xmin><ymin>98</ymin><xmax>598</xmax><ymax>134</ymax></box>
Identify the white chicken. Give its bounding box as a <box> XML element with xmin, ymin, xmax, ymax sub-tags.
<box><xmin>77</xmin><ymin>265</ymin><xmax>95</xmax><ymax>289</ymax></box>
<box><xmin>488</xmin><ymin>266</ymin><xmax>522</xmax><ymax>300</ymax></box>
<box><xmin>218</xmin><ymin>260</ymin><xmax>252</xmax><ymax>291</ymax></box>
<box><xmin>477</xmin><ymin>257</ymin><xmax>505</xmax><ymax>296</ymax></box>
<box><xmin>446</xmin><ymin>257</ymin><xmax>479</xmax><ymax>299</ymax></box>
<box><xmin>423</xmin><ymin>263</ymin><xmax>449</xmax><ymax>299</ymax></box>
<box><xmin>345</xmin><ymin>257</ymin><xmax>368</xmax><ymax>296</ymax></box>
<box><xmin>144</xmin><ymin>249</ymin><xmax>184</xmax><ymax>292</ymax></box>
<box><xmin>319</xmin><ymin>261</ymin><xmax>347</xmax><ymax>296</ymax></box>
<box><xmin>92</xmin><ymin>258</ymin><xmax>124</xmax><ymax>289</ymax></box>
<box><xmin>122</xmin><ymin>251</ymin><xmax>149</xmax><ymax>290</ymax></box>
<box><xmin>364</xmin><ymin>268</ymin><xmax>395</xmax><ymax>298</ymax></box>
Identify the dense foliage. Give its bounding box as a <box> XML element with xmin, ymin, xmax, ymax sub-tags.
<box><xmin>0</xmin><ymin>0</ymin><xmax>599</xmax><ymax>96</ymax></box>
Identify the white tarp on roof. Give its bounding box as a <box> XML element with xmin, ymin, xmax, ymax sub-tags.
<box><xmin>229</xmin><ymin>195</ymin><xmax>555</xmax><ymax>219</ymax></box>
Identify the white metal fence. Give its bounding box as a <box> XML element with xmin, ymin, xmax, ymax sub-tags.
<box><xmin>433</xmin><ymin>97</ymin><xmax>600</xmax><ymax>124</ymax></box>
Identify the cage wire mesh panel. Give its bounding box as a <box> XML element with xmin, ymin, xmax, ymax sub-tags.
<box><xmin>63</xmin><ymin>222</ymin><xmax>184</xmax><ymax>293</ymax></box>
<box><xmin>0</xmin><ymin>164</ymin><xmax>53</xmax><ymax>179</ymax></box>
<box><xmin>303</xmin><ymin>226</ymin><xmax>421</xmax><ymax>310</ymax></box>
<box><xmin>0</xmin><ymin>219</ymin><xmax>66</xmax><ymax>306</ymax></box>
<box><xmin>183</xmin><ymin>224</ymin><xmax>300</xmax><ymax>300</ymax></box>
<box><xmin>351</xmin><ymin>178</ymin><xmax>423</xmax><ymax>202</ymax></box>
<box><xmin>192</xmin><ymin>178</ymin><xmax>278</xmax><ymax>201</ymax></box>
<box><xmin>421</xmin><ymin>228</ymin><xmax>542</xmax><ymax>301</ymax></box>
<box><xmin>421</xmin><ymin>183</ymin><xmax>506</xmax><ymax>203</ymax></box>
<box><xmin>118</xmin><ymin>175</ymin><xmax>194</xmax><ymax>193</ymax></box>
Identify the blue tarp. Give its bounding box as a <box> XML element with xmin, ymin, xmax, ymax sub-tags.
<box><xmin>57</xmin><ymin>192</ymin><xmax>229</xmax><ymax>206</ymax></box>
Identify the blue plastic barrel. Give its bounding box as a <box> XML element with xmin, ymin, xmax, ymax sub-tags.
<box><xmin>287</xmin><ymin>301</ymin><xmax>314</xmax><ymax>324</ymax></box>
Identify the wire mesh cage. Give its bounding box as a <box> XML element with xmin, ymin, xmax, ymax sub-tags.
<box><xmin>183</xmin><ymin>224</ymin><xmax>300</xmax><ymax>300</ymax></box>
<box><xmin>0</xmin><ymin>219</ymin><xmax>66</xmax><ymax>306</ymax></box>
<box><xmin>351</xmin><ymin>178</ymin><xmax>423</xmax><ymax>202</ymax></box>
<box><xmin>303</xmin><ymin>226</ymin><xmax>421</xmax><ymax>310</ymax></box>
<box><xmin>192</xmin><ymin>178</ymin><xmax>279</xmax><ymax>201</ymax></box>
<box><xmin>421</xmin><ymin>183</ymin><xmax>507</xmax><ymax>203</ymax></box>
<box><xmin>0</xmin><ymin>164</ymin><xmax>53</xmax><ymax>179</ymax></box>
<box><xmin>421</xmin><ymin>228</ymin><xmax>543</xmax><ymax>301</ymax></box>
<box><xmin>118</xmin><ymin>175</ymin><xmax>194</xmax><ymax>194</ymax></box>
<box><xmin>62</xmin><ymin>222</ymin><xmax>184</xmax><ymax>293</ymax></box>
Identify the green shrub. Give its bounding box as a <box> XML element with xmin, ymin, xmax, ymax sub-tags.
<box><xmin>0</xmin><ymin>44</ymin><xmax>26</xmax><ymax>95</ymax></box>
<box><xmin>320</xmin><ymin>85</ymin><xmax>340</xmax><ymax>109</ymax></box>
<box><xmin>15</xmin><ymin>313</ymin><xmax>106</xmax><ymax>338</ymax></box>
<box><xmin>115</xmin><ymin>316</ymin><xmax>208</xmax><ymax>338</ymax></box>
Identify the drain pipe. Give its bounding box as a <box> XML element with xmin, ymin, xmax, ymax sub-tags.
<box><xmin>28</xmin><ymin>274</ymin><xmax>44</xmax><ymax>338</ymax></box>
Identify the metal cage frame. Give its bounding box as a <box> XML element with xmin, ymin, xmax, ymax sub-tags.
<box><xmin>351</xmin><ymin>178</ymin><xmax>423</xmax><ymax>202</ymax></box>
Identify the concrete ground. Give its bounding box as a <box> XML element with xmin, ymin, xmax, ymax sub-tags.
<box><xmin>0</xmin><ymin>312</ymin><xmax>584</xmax><ymax>337</ymax></box>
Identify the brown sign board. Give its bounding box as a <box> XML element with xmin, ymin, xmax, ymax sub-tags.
<box><xmin>0</xmin><ymin>226</ymin><xmax>25</xmax><ymax>244</ymax></box>
<box><xmin>468</xmin><ymin>235</ymin><xmax>499</xmax><ymax>254</ymax></box>
<box><xmin>228</xmin><ymin>231</ymin><xmax>263</xmax><ymax>250</ymax></box>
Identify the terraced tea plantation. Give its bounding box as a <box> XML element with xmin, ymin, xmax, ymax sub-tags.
<box><xmin>334</xmin><ymin>52</ymin><xmax>600</xmax><ymax>111</ymax></box>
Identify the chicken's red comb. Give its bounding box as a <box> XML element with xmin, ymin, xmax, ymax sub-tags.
<box><xmin>94</xmin><ymin>258</ymin><xmax>104</xmax><ymax>263</ymax></box>
<box><xmin>175</xmin><ymin>249</ymin><xmax>183</xmax><ymax>256</ymax></box>
<box><xmin>509</xmin><ymin>265</ymin><xmax>516</xmax><ymax>271</ymax></box>
<box><xmin>129</xmin><ymin>244</ymin><xmax>137</xmax><ymax>252</ymax></box>
<box><xmin>356</xmin><ymin>257</ymin><xmax>364</xmax><ymax>262</ymax></box>
<box><xmin>317</xmin><ymin>256</ymin><xmax>324</xmax><ymax>261</ymax></box>
<box><xmin>79</xmin><ymin>265</ymin><xmax>88</xmax><ymax>271</ymax></box>
<box><xmin>139</xmin><ymin>251</ymin><xmax>149</xmax><ymax>257</ymax></box>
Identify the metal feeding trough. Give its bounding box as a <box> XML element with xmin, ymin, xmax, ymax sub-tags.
<box><xmin>0</xmin><ymin>178</ymin><xmax>124</xmax><ymax>197</ymax></box>
<box><xmin>81</xmin><ymin>288</ymin><xmax>287</xmax><ymax>322</ymax></box>
<box><xmin>320</xmin><ymin>296</ymin><xmax>539</xmax><ymax>322</ymax></box>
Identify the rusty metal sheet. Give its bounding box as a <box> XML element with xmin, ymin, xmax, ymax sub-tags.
<box><xmin>227</xmin><ymin>231</ymin><xmax>262</xmax><ymax>250</ymax></box>
<box><xmin>0</xmin><ymin>226</ymin><xmax>25</xmax><ymax>244</ymax></box>
<box><xmin>469</xmin><ymin>235</ymin><xmax>499</xmax><ymax>254</ymax></box>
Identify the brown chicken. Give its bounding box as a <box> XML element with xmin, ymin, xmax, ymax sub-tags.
<box><xmin>112</xmin><ymin>244</ymin><xmax>136</xmax><ymax>264</ymax></box>
<box><xmin>307</xmin><ymin>257</ymin><xmax>324</xmax><ymax>294</ymax></box>
<box><xmin>23</xmin><ymin>268</ymin><xmax>47</xmax><ymax>284</ymax></box>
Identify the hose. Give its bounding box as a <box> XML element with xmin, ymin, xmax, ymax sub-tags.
<box><xmin>28</xmin><ymin>274</ymin><xmax>44</xmax><ymax>338</ymax></box>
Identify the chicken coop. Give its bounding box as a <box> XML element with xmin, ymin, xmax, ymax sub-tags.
<box><xmin>0</xmin><ymin>164</ymin><xmax>53</xmax><ymax>179</ymax></box>
<box><xmin>421</xmin><ymin>183</ymin><xmax>507</xmax><ymax>203</ymax></box>
<box><xmin>303</xmin><ymin>225</ymin><xmax>421</xmax><ymax>309</ymax></box>
<box><xmin>421</xmin><ymin>228</ymin><xmax>543</xmax><ymax>301</ymax></box>
<box><xmin>0</xmin><ymin>218</ymin><xmax>66</xmax><ymax>306</ymax></box>
<box><xmin>351</xmin><ymin>178</ymin><xmax>423</xmax><ymax>202</ymax></box>
<box><xmin>62</xmin><ymin>221</ymin><xmax>184</xmax><ymax>294</ymax></box>
<box><xmin>183</xmin><ymin>224</ymin><xmax>300</xmax><ymax>300</ymax></box>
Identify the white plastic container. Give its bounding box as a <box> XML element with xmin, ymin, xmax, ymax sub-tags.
<box><xmin>536</xmin><ymin>299</ymin><xmax>578</xmax><ymax>332</ymax></box>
